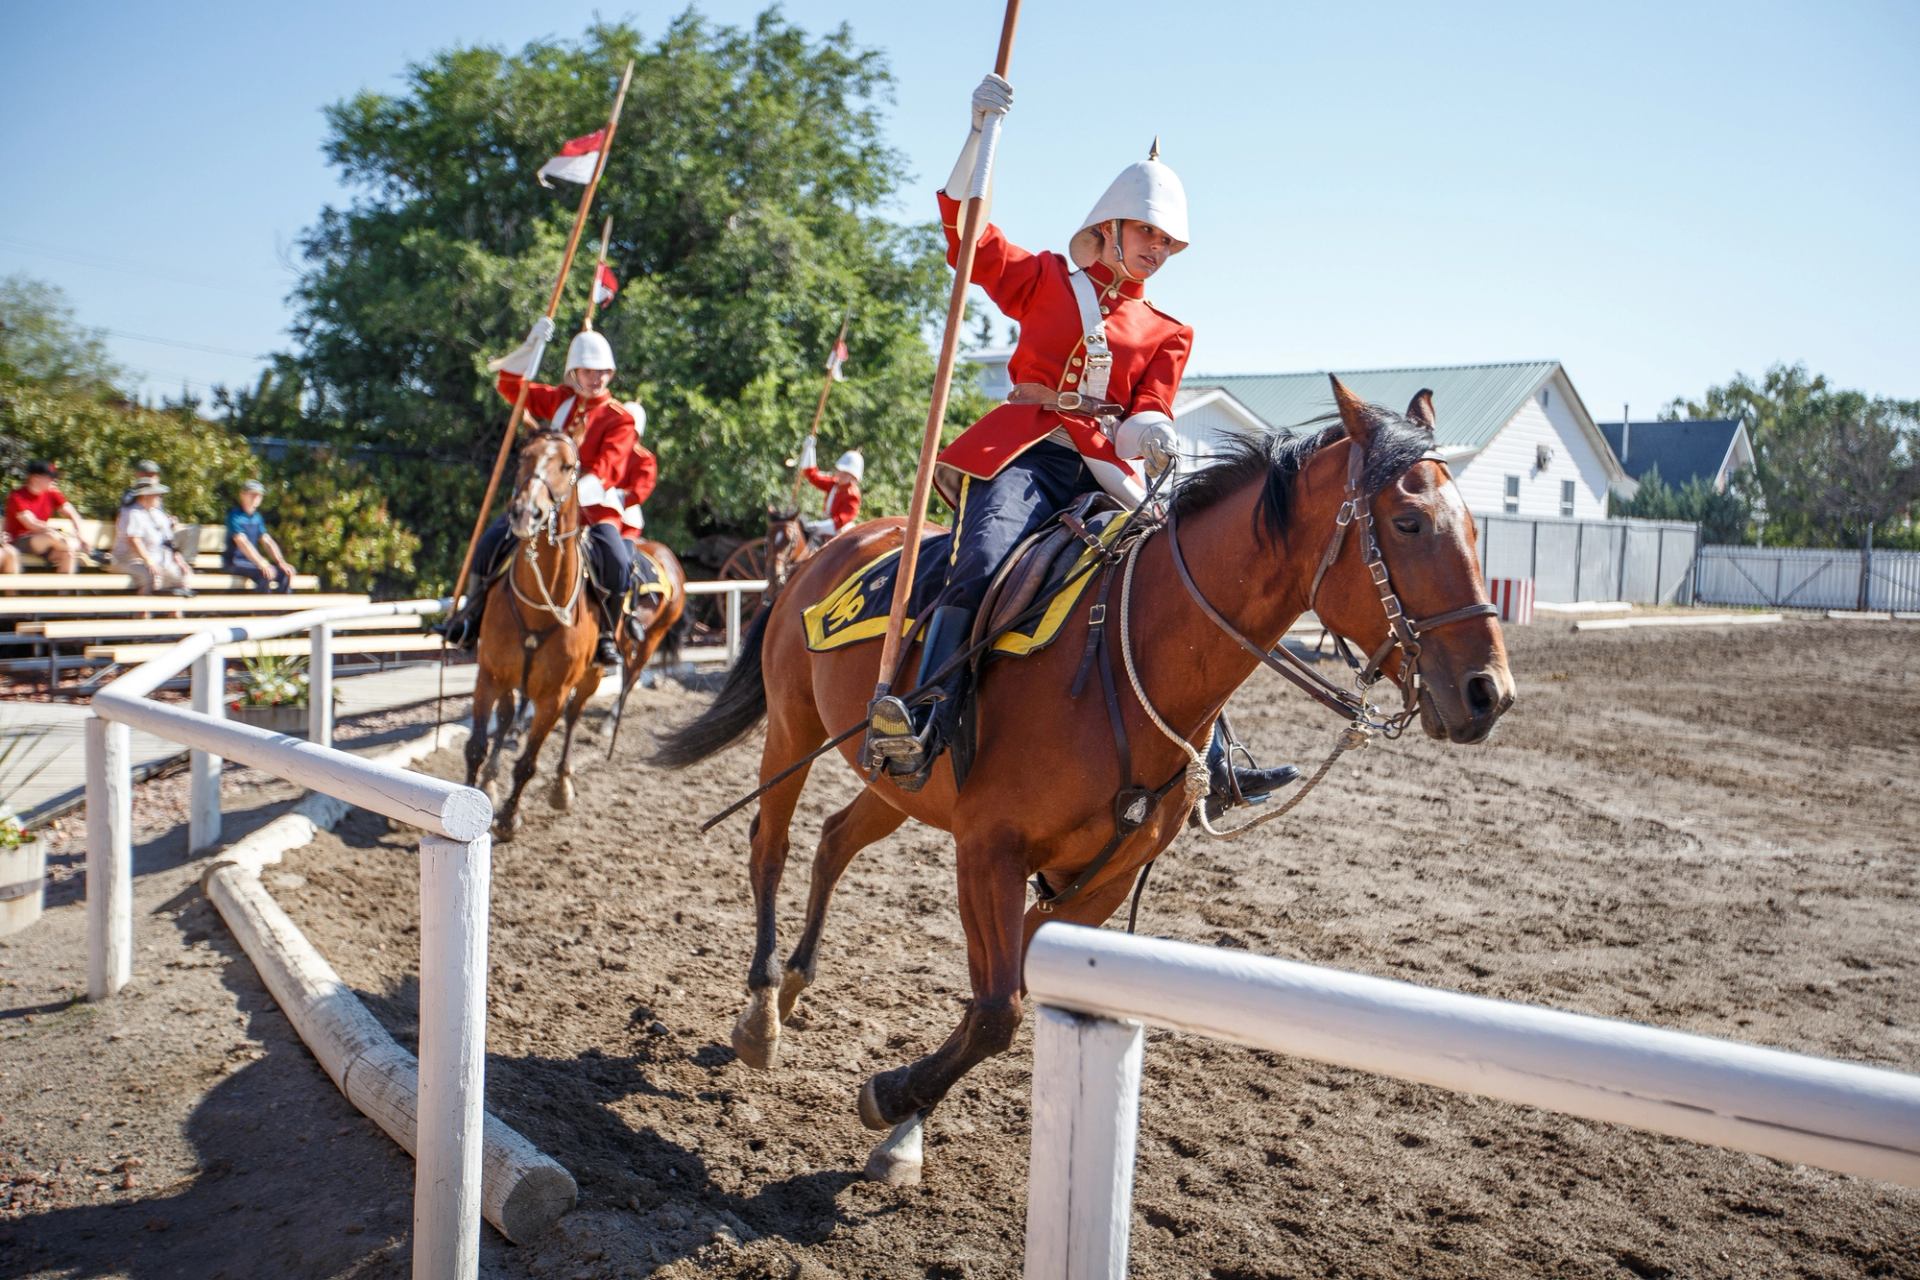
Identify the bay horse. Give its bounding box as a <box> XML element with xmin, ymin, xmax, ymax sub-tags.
<box><xmin>604</xmin><ymin>540</ymin><xmax>689</xmax><ymax>758</ymax></box>
<box><xmin>655</xmin><ymin>379</ymin><xmax>1516</xmax><ymax>1178</ymax></box>
<box><xmin>466</xmin><ymin>428</ymin><xmax>601</xmax><ymax>837</ymax></box>
<box><xmin>761</xmin><ymin>506</ymin><xmax>814</xmax><ymax>596</ymax></box>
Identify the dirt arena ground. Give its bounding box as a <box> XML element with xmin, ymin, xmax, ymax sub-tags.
<box><xmin>5</xmin><ymin>617</ymin><xmax>1918</xmax><ymax>1278</ymax></box>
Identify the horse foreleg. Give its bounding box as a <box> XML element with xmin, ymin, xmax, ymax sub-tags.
<box><xmin>731</xmin><ymin>725</ymin><xmax>820</xmax><ymax>1072</ymax></box>
<box><xmin>496</xmin><ymin>694</ymin><xmax>564</xmax><ymax>841</ymax></box>
<box><xmin>481</xmin><ymin>687</ymin><xmax>518</xmax><ymax>790</ymax></box>
<box><xmin>548</xmin><ymin>671</ymin><xmax>598</xmax><ymax>811</ymax></box>
<box><xmin>464</xmin><ymin>671</ymin><xmax>499</xmax><ymax>789</ymax></box>
<box><xmin>780</xmin><ymin>788</ymin><xmax>908</xmax><ymax>1023</ymax></box>
<box><xmin>856</xmin><ymin>835</ymin><xmax>1030</xmax><ymax>1183</ymax></box>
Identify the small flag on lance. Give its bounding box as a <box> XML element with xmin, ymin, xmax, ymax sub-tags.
<box><xmin>826</xmin><ymin>336</ymin><xmax>849</xmax><ymax>382</ymax></box>
<box><xmin>593</xmin><ymin>263</ymin><xmax>620</xmax><ymax>307</ymax></box>
<box><xmin>536</xmin><ymin>128</ymin><xmax>607</xmax><ymax>188</ymax></box>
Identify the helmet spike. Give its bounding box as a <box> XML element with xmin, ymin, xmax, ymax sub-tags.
<box><xmin>1148</xmin><ymin>135</ymin><xmax>1160</xmax><ymax>161</ymax></box>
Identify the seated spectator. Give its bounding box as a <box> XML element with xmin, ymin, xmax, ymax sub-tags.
<box><xmin>0</xmin><ymin>531</ymin><xmax>19</xmax><ymax>576</ymax></box>
<box><xmin>5</xmin><ymin>461</ymin><xmax>91</xmax><ymax>572</ymax></box>
<box><xmin>120</xmin><ymin>458</ymin><xmax>164</xmax><ymax>509</ymax></box>
<box><xmin>222</xmin><ymin>480</ymin><xmax>295</xmax><ymax>593</ymax></box>
<box><xmin>113</xmin><ymin>481</ymin><xmax>193</xmax><ymax>596</ymax></box>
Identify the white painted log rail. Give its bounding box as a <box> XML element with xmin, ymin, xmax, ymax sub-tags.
<box><xmin>85</xmin><ymin>597</ymin><xmax>498</xmax><ymax>1280</ymax></box>
<box><xmin>1022</xmin><ymin>924</ymin><xmax>1920</xmax><ymax>1280</ymax></box>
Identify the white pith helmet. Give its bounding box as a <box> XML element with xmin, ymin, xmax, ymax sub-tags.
<box><xmin>1068</xmin><ymin>139</ymin><xmax>1190</xmax><ymax>271</ymax></box>
<box><xmin>623</xmin><ymin>401</ymin><xmax>647</xmax><ymax>437</ymax></box>
<box><xmin>835</xmin><ymin>449</ymin><xmax>864</xmax><ymax>481</ymax></box>
<box><xmin>566</xmin><ymin>329</ymin><xmax>616</xmax><ymax>372</ymax></box>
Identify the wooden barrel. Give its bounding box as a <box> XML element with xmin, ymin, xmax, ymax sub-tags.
<box><xmin>0</xmin><ymin>836</ymin><xmax>46</xmax><ymax>937</ymax></box>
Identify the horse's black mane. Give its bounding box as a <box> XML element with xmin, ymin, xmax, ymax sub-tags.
<box><xmin>1168</xmin><ymin>406</ymin><xmax>1434</xmax><ymax>545</ymax></box>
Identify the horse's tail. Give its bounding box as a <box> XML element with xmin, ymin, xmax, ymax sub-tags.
<box><xmin>652</xmin><ymin>604</ymin><xmax>771</xmax><ymax>768</ymax></box>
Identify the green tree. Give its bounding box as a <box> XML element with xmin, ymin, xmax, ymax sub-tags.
<box><xmin>1667</xmin><ymin>363</ymin><xmax>1920</xmax><ymax>549</ymax></box>
<box><xmin>1609</xmin><ymin>463</ymin><xmax>1758</xmax><ymax>545</ymax></box>
<box><xmin>289</xmin><ymin>11</ymin><xmax>983</xmax><ymax>587</ymax></box>
<box><xmin>0</xmin><ymin>274</ymin><xmax>124</xmax><ymax>390</ymax></box>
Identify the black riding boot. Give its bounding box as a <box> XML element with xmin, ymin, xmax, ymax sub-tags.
<box><xmin>593</xmin><ymin>592</ymin><xmax>622</xmax><ymax>668</ymax></box>
<box><xmin>433</xmin><ymin>573</ymin><xmax>488</xmax><ymax>651</ymax></box>
<box><xmin>864</xmin><ymin>604</ymin><xmax>972</xmax><ymax>792</ymax></box>
<box><xmin>1201</xmin><ymin>720</ymin><xmax>1300</xmax><ymax>823</ymax></box>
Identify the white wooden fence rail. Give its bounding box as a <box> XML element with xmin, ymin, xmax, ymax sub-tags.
<box><xmin>86</xmin><ymin>597</ymin><xmax>493</xmax><ymax>1280</ymax></box>
<box><xmin>1022</xmin><ymin>924</ymin><xmax>1920</xmax><ymax>1279</ymax></box>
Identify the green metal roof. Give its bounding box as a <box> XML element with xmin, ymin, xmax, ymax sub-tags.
<box><xmin>1187</xmin><ymin>360</ymin><xmax>1563</xmax><ymax>453</ymax></box>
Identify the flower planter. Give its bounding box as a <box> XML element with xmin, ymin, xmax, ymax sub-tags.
<box><xmin>228</xmin><ymin>704</ymin><xmax>310</xmax><ymax>739</ymax></box>
<box><xmin>0</xmin><ymin>834</ymin><xmax>46</xmax><ymax>938</ymax></box>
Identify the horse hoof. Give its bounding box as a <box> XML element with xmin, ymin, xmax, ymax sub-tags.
<box><xmin>550</xmin><ymin>777</ymin><xmax>575</xmax><ymax>811</ymax></box>
<box><xmin>730</xmin><ymin>993</ymin><xmax>781</xmax><ymax>1071</ymax></box>
<box><xmin>776</xmin><ymin>967</ymin><xmax>810</xmax><ymax>1022</ymax></box>
<box><xmin>863</xmin><ymin>1113</ymin><xmax>925</xmax><ymax>1186</ymax></box>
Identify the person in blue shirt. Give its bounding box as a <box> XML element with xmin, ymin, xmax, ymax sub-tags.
<box><xmin>223</xmin><ymin>480</ymin><xmax>295</xmax><ymax>593</ymax></box>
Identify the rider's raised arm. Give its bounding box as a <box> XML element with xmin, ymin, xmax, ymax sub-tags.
<box><xmin>495</xmin><ymin>370</ymin><xmax>570</xmax><ymax>422</ymax></box>
<box><xmin>936</xmin><ymin>191</ymin><xmax>1048</xmax><ymax>321</ymax></box>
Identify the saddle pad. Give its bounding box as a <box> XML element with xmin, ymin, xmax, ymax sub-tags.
<box><xmin>631</xmin><ymin>547</ymin><xmax>671</xmax><ymax>600</ymax></box>
<box><xmin>802</xmin><ymin>511</ymin><xmax>1133</xmax><ymax>657</ymax></box>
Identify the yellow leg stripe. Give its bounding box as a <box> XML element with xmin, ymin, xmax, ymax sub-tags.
<box><xmin>949</xmin><ymin>475</ymin><xmax>970</xmax><ymax>566</ymax></box>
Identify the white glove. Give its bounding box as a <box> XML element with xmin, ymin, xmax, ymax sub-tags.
<box><xmin>946</xmin><ymin>75</ymin><xmax>1014</xmax><ymax>200</ymax></box>
<box><xmin>1116</xmin><ymin>412</ymin><xmax>1180</xmax><ymax>477</ymax></box>
<box><xmin>970</xmin><ymin>74</ymin><xmax>1013</xmax><ymax>127</ymax></box>
<box><xmin>485</xmin><ymin>316</ymin><xmax>557</xmax><ymax>374</ymax></box>
<box><xmin>797</xmin><ymin>436</ymin><xmax>818</xmax><ymax>470</ymax></box>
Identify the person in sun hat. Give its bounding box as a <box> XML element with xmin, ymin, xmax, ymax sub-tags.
<box><xmin>796</xmin><ymin>440</ymin><xmax>862</xmax><ymax>539</ymax></box>
<box><xmin>864</xmin><ymin>74</ymin><xmax>1297</xmax><ymax>812</ymax></box>
<box><xmin>434</xmin><ymin>319</ymin><xmax>639</xmax><ymax>668</ymax></box>
<box><xmin>113</xmin><ymin>479</ymin><xmax>193</xmax><ymax>596</ymax></box>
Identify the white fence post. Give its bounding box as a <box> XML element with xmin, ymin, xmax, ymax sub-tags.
<box><xmin>309</xmin><ymin>621</ymin><xmax>334</xmax><ymax>749</ymax></box>
<box><xmin>189</xmin><ymin>650</ymin><xmax>224</xmax><ymax>854</ymax></box>
<box><xmin>414</xmin><ymin>831</ymin><xmax>492</xmax><ymax>1280</ymax></box>
<box><xmin>725</xmin><ymin>586</ymin><xmax>743</xmax><ymax>664</ymax></box>
<box><xmin>1024</xmin><ymin>1006</ymin><xmax>1145</xmax><ymax>1280</ymax></box>
<box><xmin>84</xmin><ymin>717</ymin><xmax>133</xmax><ymax>1000</ymax></box>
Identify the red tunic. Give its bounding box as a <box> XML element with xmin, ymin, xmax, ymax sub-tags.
<box><xmin>5</xmin><ymin>485</ymin><xmax>68</xmax><ymax>539</ymax></box>
<box><xmin>496</xmin><ymin>373</ymin><xmax>636</xmax><ymax>528</ymax></box>
<box><xmin>802</xmin><ymin>467</ymin><xmax>861</xmax><ymax>528</ymax></box>
<box><xmin>615</xmin><ymin>443</ymin><xmax>660</xmax><ymax>541</ymax></box>
<box><xmin>931</xmin><ymin>191</ymin><xmax>1194</xmax><ymax>505</ymax></box>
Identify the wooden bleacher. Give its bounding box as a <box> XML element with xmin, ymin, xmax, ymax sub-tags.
<box><xmin>13</xmin><ymin>518</ymin><xmax>236</xmax><ymax>570</ymax></box>
<box><xmin>85</xmin><ymin>633</ymin><xmax>447</xmax><ymax>663</ymax></box>
<box><xmin>0</xmin><ymin>572</ymin><xmax>323</xmax><ymax>593</ymax></box>
<box><xmin>0</xmin><ymin>593</ymin><xmax>371</xmax><ymax>616</ymax></box>
<box><xmin>17</xmin><ymin>614</ymin><xmax>426</xmax><ymax>639</ymax></box>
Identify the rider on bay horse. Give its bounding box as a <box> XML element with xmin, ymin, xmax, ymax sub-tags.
<box><xmin>863</xmin><ymin>73</ymin><xmax>1297</xmax><ymax>815</ymax></box>
<box><xmin>796</xmin><ymin>439</ymin><xmax>863</xmax><ymax>540</ymax></box>
<box><xmin>438</xmin><ymin>317</ymin><xmax>648</xmax><ymax>669</ymax></box>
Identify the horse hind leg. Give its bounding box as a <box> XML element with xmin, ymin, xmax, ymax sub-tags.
<box><xmin>779</xmin><ymin>788</ymin><xmax>907</xmax><ymax>1024</ymax></box>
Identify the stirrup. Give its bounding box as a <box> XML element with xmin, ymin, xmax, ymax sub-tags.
<box><xmin>862</xmin><ymin>695</ymin><xmax>922</xmax><ymax>764</ymax></box>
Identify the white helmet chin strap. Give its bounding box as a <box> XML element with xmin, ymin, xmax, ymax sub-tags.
<box><xmin>1106</xmin><ymin>219</ymin><xmax>1145</xmax><ymax>284</ymax></box>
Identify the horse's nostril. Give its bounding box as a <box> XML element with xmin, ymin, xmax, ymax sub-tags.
<box><xmin>1466</xmin><ymin>673</ymin><xmax>1499</xmax><ymax>717</ymax></box>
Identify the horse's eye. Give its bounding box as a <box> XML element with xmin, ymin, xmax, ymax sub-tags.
<box><xmin>1392</xmin><ymin>516</ymin><xmax>1422</xmax><ymax>536</ymax></box>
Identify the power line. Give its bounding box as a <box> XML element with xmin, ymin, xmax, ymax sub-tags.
<box><xmin>0</xmin><ymin>234</ymin><xmax>286</xmax><ymax>297</ymax></box>
<box><xmin>99</xmin><ymin>327</ymin><xmax>270</xmax><ymax>360</ymax></box>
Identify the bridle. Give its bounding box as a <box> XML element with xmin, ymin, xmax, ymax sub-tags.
<box><xmin>508</xmin><ymin>436</ymin><xmax>586</xmax><ymax>628</ymax></box>
<box><xmin>1165</xmin><ymin>436</ymin><xmax>1497</xmax><ymax>739</ymax></box>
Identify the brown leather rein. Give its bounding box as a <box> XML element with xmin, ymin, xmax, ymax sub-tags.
<box><xmin>1163</xmin><ymin>438</ymin><xmax>1498</xmax><ymax>739</ymax></box>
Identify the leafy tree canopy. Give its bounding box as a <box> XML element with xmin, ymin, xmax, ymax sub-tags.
<box><xmin>1609</xmin><ymin>463</ymin><xmax>1757</xmax><ymax>546</ymax></box>
<box><xmin>285</xmin><ymin>10</ymin><xmax>987</xmax><ymax>585</ymax></box>
<box><xmin>1666</xmin><ymin>363</ymin><xmax>1920</xmax><ymax>549</ymax></box>
<box><xmin>0</xmin><ymin>273</ymin><xmax>124</xmax><ymax>390</ymax></box>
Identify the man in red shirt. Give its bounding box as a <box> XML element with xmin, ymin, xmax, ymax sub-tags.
<box><xmin>4</xmin><ymin>461</ymin><xmax>91</xmax><ymax>573</ymax></box>
<box><xmin>795</xmin><ymin>440</ymin><xmax>861</xmax><ymax>538</ymax></box>
<box><xmin>436</xmin><ymin>321</ymin><xmax>641</xmax><ymax>668</ymax></box>
<box><xmin>866</xmin><ymin>75</ymin><xmax>1297</xmax><ymax>813</ymax></box>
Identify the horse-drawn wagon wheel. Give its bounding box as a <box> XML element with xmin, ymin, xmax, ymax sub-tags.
<box><xmin>720</xmin><ymin>536</ymin><xmax>771</xmax><ymax>584</ymax></box>
<box><xmin>687</xmin><ymin>536</ymin><xmax>771</xmax><ymax>640</ymax></box>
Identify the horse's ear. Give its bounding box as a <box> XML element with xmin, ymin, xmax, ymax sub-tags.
<box><xmin>1330</xmin><ymin>375</ymin><xmax>1373</xmax><ymax>446</ymax></box>
<box><xmin>1406</xmin><ymin>388</ymin><xmax>1437</xmax><ymax>432</ymax></box>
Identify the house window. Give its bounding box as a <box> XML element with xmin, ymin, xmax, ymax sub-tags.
<box><xmin>1538</xmin><ymin>388</ymin><xmax>1551</xmax><ymax>410</ymax></box>
<box><xmin>1503</xmin><ymin>475</ymin><xmax>1520</xmax><ymax>514</ymax></box>
<box><xmin>1560</xmin><ymin>480</ymin><xmax>1576</xmax><ymax>517</ymax></box>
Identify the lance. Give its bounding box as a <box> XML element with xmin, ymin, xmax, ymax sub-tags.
<box><xmin>581</xmin><ymin>214</ymin><xmax>615</xmax><ymax>333</ymax></box>
<box><xmin>451</xmin><ymin>60</ymin><xmax>634</xmax><ymax>604</ymax></box>
<box><xmin>789</xmin><ymin>313</ymin><xmax>852</xmax><ymax>510</ymax></box>
<box><xmin>867</xmin><ymin>1</ymin><xmax>1021</xmax><ymax>733</ymax></box>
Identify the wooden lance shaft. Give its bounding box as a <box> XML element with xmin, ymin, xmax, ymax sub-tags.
<box><xmin>790</xmin><ymin>314</ymin><xmax>851</xmax><ymax>509</ymax></box>
<box><xmin>581</xmin><ymin>214</ymin><xmax>615</xmax><ymax>332</ymax></box>
<box><xmin>871</xmin><ymin>0</ymin><xmax>1021</xmax><ymax>698</ymax></box>
<box><xmin>451</xmin><ymin>61</ymin><xmax>634</xmax><ymax>603</ymax></box>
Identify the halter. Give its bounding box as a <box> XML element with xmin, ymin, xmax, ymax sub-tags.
<box><xmin>507</xmin><ymin>439</ymin><xmax>587</xmax><ymax>628</ymax></box>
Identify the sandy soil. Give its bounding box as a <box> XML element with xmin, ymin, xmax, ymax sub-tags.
<box><xmin>5</xmin><ymin>619</ymin><xmax>1918</xmax><ymax>1279</ymax></box>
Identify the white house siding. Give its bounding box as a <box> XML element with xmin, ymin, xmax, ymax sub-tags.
<box><xmin>1173</xmin><ymin>396</ymin><xmax>1259</xmax><ymax>469</ymax></box>
<box><xmin>1453</xmin><ymin>374</ymin><xmax>1612</xmax><ymax>519</ymax></box>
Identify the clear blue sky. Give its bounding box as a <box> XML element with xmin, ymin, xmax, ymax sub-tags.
<box><xmin>3</xmin><ymin>1</ymin><xmax>1915</xmax><ymax>424</ymax></box>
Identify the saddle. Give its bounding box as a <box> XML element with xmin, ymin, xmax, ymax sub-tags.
<box><xmin>971</xmin><ymin>493</ymin><xmax>1126</xmax><ymax>655</ymax></box>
